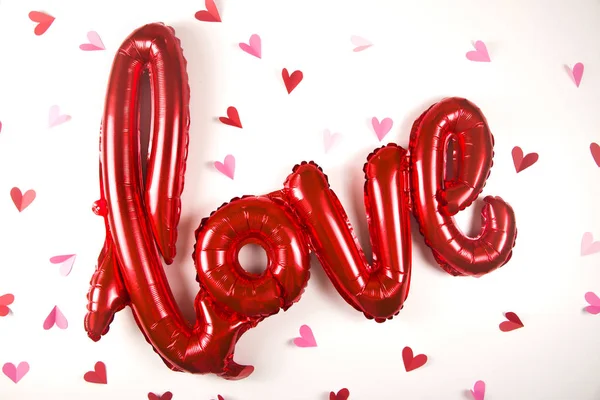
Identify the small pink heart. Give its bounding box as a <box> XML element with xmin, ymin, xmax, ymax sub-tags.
<box><xmin>570</xmin><ymin>62</ymin><xmax>584</xmax><ymax>87</ymax></box>
<box><xmin>470</xmin><ymin>380</ymin><xmax>486</xmax><ymax>400</ymax></box>
<box><xmin>50</xmin><ymin>254</ymin><xmax>76</xmax><ymax>276</ymax></box>
<box><xmin>2</xmin><ymin>362</ymin><xmax>29</xmax><ymax>383</ymax></box>
<box><xmin>293</xmin><ymin>324</ymin><xmax>317</xmax><ymax>347</ymax></box>
<box><xmin>466</xmin><ymin>41</ymin><xmax>491</xmax><ymax>62</ymax></box>
<box><xmin>49</xmin><ymin>105</ymin><xmax>71</xmax><ymax>128</ymax></box>
<box><xmin>43</xmin><ymin>306</ymin><xmax>68</xmax><ymax>330</ymax></box>
<box><xmin>10</xmin><ymin>187</ymin><xmax>36</xmax><ymax>212</ymax></box>
<box><xmin>239</xmin><ymin>34</ymin><xmax>261</xmax><ymax>59</ymax></box>
<box><xmin>323</xmin><ymin>129</ymin><xmax>341</xmax><ymax>153</ymax></box>
<box><xmin>371</xmin><ymin>117</ymin><xmax>393</xmax><ymax>141</ymax></box>
<box><xmin>79</xmin><ymin>31</ymin><xmax>105</xmax><ymax>51</ymax></box>
<box><xmin>351</xmin><ymin>35</ymin><xmax>373</xmax><ymax>52</ymax></box>
<box><xmin>581</xmin><ymin>232</ymin><xmax>600</xmax><ymax>256</ymax></box>
<box><xmin>584</xmin><ymin>292</ymin><xmax>600</xmax><ymax>315</ymax></box>
<box><xmin>214</xmin><ymin>155</ymin><xmax>235</xmax><ymax>180</ymax></box>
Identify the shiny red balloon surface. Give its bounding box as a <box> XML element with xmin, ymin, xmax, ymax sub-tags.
<box><xmin>85</xmin><ymin>23</ymin><xmax>517</xmax><ymax>380</ymax></box>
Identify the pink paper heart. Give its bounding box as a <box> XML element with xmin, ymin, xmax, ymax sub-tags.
<box><xmin>43</xmin><ymin>306</ymin><xmax>68</xmax><ymax>330</ymax></box>
<box><xmin>50</xmin><ymin>254</ymin><xmax>76</xmax><ymax>276</ymax></box>
<box><xmin>351</xmin><ymin>35</ymin><xmax>373</xmax><ymax>52</ymax></box>
<box><xmin>466</xmin><ymin>41</ymin><xmax>491</xmax><ymax>62</ymax></box>
<box><xmin>581</xmin><ymin>232</ymin><xmax>600</xmax><ymax>256</ymax></box>
<box><xmin>293</xmin><ymin>324</ymin><xmax>317</xmax><ymax>347</ymax></box>
<box><xmin>570</xmin><ymin>62</ymin><xmax>584</xmax><ymax>87</ymax></box>
<box><xmin>323</xmin><ymin>129</ymin><xmax>341</xmax><ymax>153</ymax></box>
<box><xmin>585</xmin><ymin>292</ymin><xmax>600</xmax><ymax>315</ymax></box>
<box><xmin>2</xmin><ymin>362</ymin><xmax>29</xmax><ymax>383</ymax></box>
<box><xmin>48</xmin><ymin>105</ymin><xmax>71</xmax><ymax>128</ymax></box>
<box><xmin>214</xmin><ymin>155</ymin><xmax>235</xmax><ymax>180</ymax></box>
<box><xmin>79</xmin><ymin>31</ymin><xmax>105</xmax><ymax>51</ymax></box>
<box><xmin>371</xmin><ymin>117</ymin><xmax>393</xmax><ymax>141</ymax></box>
<box><xmin>470</xmin><ymin>380</ymin><xmax>486</xmax><ymax>400</ymax></box>
<box><xmin>239</xmin><ymin>34</ymin><xmax>261</xmax><ymax>59</ymax></box>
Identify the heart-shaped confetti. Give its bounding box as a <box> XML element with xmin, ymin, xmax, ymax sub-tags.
<box><xmin>323</xmin><ymin>130</ymin><xmax>342</xmax><ymax>153</ymax></box>
<box><xmin>49</xmin><ymin>254</ymin><xmax>76</xmax><ymax>276</ymax></box>
<box><xmin>43</xmin><ymin>306</ymin><xmax>68</xmax><ymax>330</ymax></box>
<box><xmin>351</xmin><ymin>35</ymin><xmax>373</xmax><ymax>52</ymax></box>
<box><xmin>470</xmin><ymin>380</ymin><xmax>486</xmax><ymax>400</ymax></box>
<box><xmin>293</xmin><ymin>324</ymin><xmax>317</xmax><ymax>347</ymax></box>
<box><xmin>282</xmin><ymin>68</ymin><xmax>303</xmax><ymax>94</ymax></box>
<box><xmin>219</xmin><ymin>107</ymin><xmax>242</xmax><ymax>128</ymax></box>
<box><xmin>214</xmin><ymin>155</ymin><xmax>235</xmax><ymax>180</ymax></box>
<box><xmin>371</xmin><ymin>117</ymin><xmax>393</xmax><ymax>141</ymax></box>
<box><xmin>49</xmin><ymin>105</ymin><xmax>71</xmax><ymax>128</ymax></box>
<box><xmin>195</xmin><ymin>0</ymin><xmax>221</xmax><ymax>22</ymax></box>
<box><xmin>28</xmin><ymin>11</ymin><xmax>55</xmax><ymax>36</ymax></box>
<box><xmin>239</xmin><ymin>34</ymin><xmax>261</xmax><ymax>59</ymax></box>
<box><xmin>10</xmin><ymin>188</ymin><xmax>36</xmax><ymax>212</ymax></box>
<box><xmin>0</xmin><ymin>294</ymin><xmax>15</xmax><ymax>317</ymax></box>
<box><xmin>402</xmin><ymin>346</ymin><xmax>428</xmax><ymax>372</ymax></box>
<box><xmin>512</xmin><ymin>146</ymin><xmax>538</xmax><ymax>173</ymax></box>
<box><xmin>329</xmin><ymin>388</ymin><xmax>350</xmax><ymax>400</ymax></box>
<box><xmin>0</xmin><ymin>121</ymin><xmax>2</xmax><ymax>133</ymax></box>
<box><xmin>584</xmin><ymin>292</ymin><xmax>600</xmax><ymax>315</ymax></box>
<box><xmin>590</xmin><ymin>143</ymin><xmax>600</xmax><ymax>167</ymax></box>
<box><xmin>466</xmin><ymin>41</ymin><xmax>491</xmax><ymax>62</ymax></box>
<box><xmin>79</xmin><ymin>31</ymin><xmax>105</xmax><ymax>51</ymax></box>
<box><xmin>2</xmin><ymin>362</ymin><xmax>29</xmax><ymax>383</ymax></box>
<box><xmin>148</xmin><ymin>392</ymin><xmax>173</xmax><ymax>400</ymax></box>
<box><xmin>216</xmin><ymin>396</ymin><xmax>224</xmax><ymax>400</ymax></box>
<box><xmin>499</xmin><ymin>311</ymin><xmax>524</xmax><ymax>332</ymax></box>
<box><xmin>581</xmin><ymin>232</ymin><xmax>600</xmax><ymax>256</ymax></box>
<box><xmin>84</xmin><ymin>361</ymin><xmax>107</xmax><ymax>384</ymax></box>
<box><xmin>569</xmin><ymin>62</ymin><xmax>584</xmax><ymax>87</ymax></box>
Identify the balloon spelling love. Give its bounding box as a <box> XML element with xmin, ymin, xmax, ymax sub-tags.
<box><xmin>84</xmin><ymin>23</ymin><xmax>517</xmax><ymax>380</ymax></box>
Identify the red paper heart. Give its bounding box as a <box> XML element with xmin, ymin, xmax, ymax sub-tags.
<box><xmin>512</xmin><ymin>146</ymin><xmax>538</xmax><ymax>173</ymax></box>
<box><xmin>282</xmin><ymin>68</ymin><xmax>303</xmax><ymax>94</ymax></box>
<box><xmin>0</xmin><ymin>294</ymin><xmax>15</xmax><ymax>317</ymax></box>
<box><xmin>329</xmin><ymin>388</ymin><xmax>350</xmax><ymax>400</ymax></box>
<box><xmin>195</xmin><ymin>0</ymin><xmax>221</xmax><ymax>22</ymax></box>
<box><xmin>28</xmin><ymin>11</ymin><xmax>55</xmax><ymax>36</ymax></box>
<box><xmin>10</xmin><ymin>187</ymin><xmax>36</xmax><ymax>212</ymax></box>
<box><xmin>219</xmin><ymin>106</ymin><xmax>242</xmax><ymax>128</ymax></box>
<box><xmin>83</xmin><ymin>361</ymin><xmax>107</xmax><ymax>384</ymax></box>
<box><xmin>148</xmin><ymin>392</ymin><xmax>173</xmax><ymax>400</ymax></box>
<box><xmin>590</xmin><ymin>142</ymin><xmax>600</xmax><ymax>167</ymax></box>
<box><xmin>499</xmin><ymin>311</ymin><xmax>524</xmax><ymax>332</ymax></box>
<box><xmin>402</xmin><ymin>346</ymin><xmax>428</xmax><ymax>372</ymax></box>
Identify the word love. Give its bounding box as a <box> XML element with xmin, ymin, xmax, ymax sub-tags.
<box><xmin>85</xmin><ymin>23</ymin><xmax>517</xmax><ymax>381</ymax></box>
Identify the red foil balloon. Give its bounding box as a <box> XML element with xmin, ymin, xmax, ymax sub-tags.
<box><xmin>409</xmin><ymin>97</ymin><xmax>517</xmax><ymax>276</ymax></box>
<box><xmin>85</xmin><ymin>23</ymin><xmax>517</xmax><ymax>381</ymax></box>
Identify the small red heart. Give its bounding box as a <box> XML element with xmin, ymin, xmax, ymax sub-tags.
<box><xmin>219</xmin><ymin>106</ymin><xmax>242</xmax><ymax>128</ymax></box>
<box><xmin>83</xmin><ymin>361</ymin><xmax>107</xmax><ymax>384</ymax></box>
<box><xmin>402</xmin><ymin>346</ymin><xmax>428</xmax><ymax>372</ymax></box>
<box><xmin>148</xmin><ymin>392</ymin><xmax>173</xmax><ymax>400</ymax></box>
<box><xmin>28</xmin><ymin>11</ymin><xmax>55</xmax><ymax>36</ymax></box>
<box><xmin>499</xmin><ymin>311</ymin><xmax>524</xmax><ymax>332</ymax></box>
<box><xmin>0</xmin><ymin>294</ymin><xmax>15</xmax><ymax>317</ymax></box>
<box><xmin>329</xmin><ymin>388</ymin><xmax>350</xmax><ymax>400</ymax></box>
<box><xmin>195</xmin><ymin>0</ymin><xmax>221</xmax><ymax>22</ymax></box>
<box><xmin>512</xmin><ymin>146</ymin><xmax>538</xmax><ymax>173</ymax></box>
<box><xmin>590</xmin><ymin>142</ymin><xmax>600</xmax><ymax>167</ymax></box>
<box><xmin>10</xmin><ymin>187</ymin><xmax>36</xmax><ymax>212</ymax></box>
<box><xmin>282</xmin><ymin>68</ymin><xmax>303</xmax><ymax>94</ymax></box>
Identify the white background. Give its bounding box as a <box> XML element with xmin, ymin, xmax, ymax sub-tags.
<box><xmin>1</xmin><ymin>0</ymin><xmax>600</xmax><ymax>399</ymax></box>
